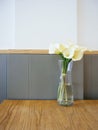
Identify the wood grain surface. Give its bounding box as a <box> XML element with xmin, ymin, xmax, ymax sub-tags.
<box><xmin>0</xmin><ymin>100</ymin><xmax>98</xmax><ymax>130</ymax></box>
<box><xmin>0</xmin><ymin>49</ymin><xmax>98</xmax><ymax>54</ymax></box>
<box><xmin>0</xmin><ymin>49</ymin><xmax>48</xmax><ymax>54</ymax></box>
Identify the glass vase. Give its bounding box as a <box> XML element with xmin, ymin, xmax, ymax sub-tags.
<box><xmin>57</xmin><ymin>60</ymin><xmax>74</xmax><ymax>106</ymax></box>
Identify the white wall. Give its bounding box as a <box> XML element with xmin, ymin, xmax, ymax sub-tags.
<box><xmin>0</xmin><ymin>0</ymin><xmax>15</xmax><ymax>49</ymax></box>
<box><xmin>78</xmin><ymin>0</ymin><xmax>98</xmax><ymax>50</ymax></box>
<box><xmin>15</xmin><ymin>0</ymin><xmax>77</xmax><ymax>49</ymax></box>
<box><xmin>1</xmin><ymin>0</ymin><xmax>98</xmax><ymax>50</ymax></box>
<box><xmin>0</xmin><ymin>0</ymin><xmax>77</xmax><ymax>49</ymax></box>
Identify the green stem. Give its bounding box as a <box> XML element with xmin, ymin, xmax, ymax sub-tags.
<box><xmin>63</xmin><ymin>74</ymin><xmax>68</xmax><ymax>102</ymax></box>
<box><xmin>58</xmin><ymin>74</ymin><xmax>68</xmax><ymax>103</ymax></box>
<box><xmin>59</xmin><ymin>53</ymin><xmax>72</xmax><ymax>73</ymax></box>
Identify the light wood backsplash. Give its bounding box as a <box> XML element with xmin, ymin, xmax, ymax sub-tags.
<box><xmin>0</xmin><ymin>49</ymin><xmax>49</xmax><ymax>54</ymax></box>
<box><xmin>0</xmin><ymin>49</ymin><xmax>98</xmax><ymax>54</ymax></box>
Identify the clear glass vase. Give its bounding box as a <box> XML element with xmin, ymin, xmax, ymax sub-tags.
<box><xmin>57</xmin><ymin>60</ymin><xmax>74</xmax><ymax>106</ymax></box>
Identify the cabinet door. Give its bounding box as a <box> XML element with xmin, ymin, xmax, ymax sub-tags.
<box><xmin>6</xmin><ymin>54</ymin><xmax>84</xmax><ymax>100</ymax></box>
<box><xmin>72</xmin><ymin>59</ymin><xmax>84</xmax><ymax>99</ymax></box>
<box><xmin>7</xmin><ymin>54</ymin><xmax>29</xmax><ymax>99</ymax></box>
<box><xmin>84</xmin><ymin>55</ymin><xmax>98</xmax><ymax>99</ymax></box>
<box><xmin>0</xmin><ymin>55</ymin><xmax>7</xmax><ymax>102</ymax></box>
<box><xmin>29</xmin><ymin>54</ymin><xmax>60</xmax><ymax>99</ymax></box>
<box><xmin>28</xmin><ymin>54</ymin><xmax>84</xmax><ymax>100</ymax></box>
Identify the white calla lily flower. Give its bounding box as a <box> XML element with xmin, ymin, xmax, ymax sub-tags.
<box><xmin>54</xmin><ymin>48</ymin><xmax>60</xmax><ymax>54</ymax></box>
<box><xmin>63</xmin><ymin>47</ymin><xmax>75</xmax><ymax>59</ymax></box>
<box><xmin>72</xmin><ymin>47</ymin><xmax>86</xmax><ymax>61</ymax></box>
<box><xmin>72</xmin><ymin>50</ymin><xmax>83</xmax><ymax>61</ymax></box>
<box><xmin>49</xmin><ymin>42</ymin><xmax>87</xmax><ymax>62</ymax></box>
<box><xmin>58</xmin><ymin>43</ymin><xmax>68</xmax><ymax>53</ymax></box>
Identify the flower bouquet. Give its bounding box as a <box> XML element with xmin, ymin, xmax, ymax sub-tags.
<box><xmin>49</xmin><ymin>42</ymin><xmax>87</xmax><ymax>106</ymax></box>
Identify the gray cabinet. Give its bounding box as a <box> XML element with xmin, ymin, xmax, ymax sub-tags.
<box><xmin>7</xmin><ymin>54</ymin><xmax>29</xmax><ymax>99</ymax></box>
<box><xmin>29</xmin><ymin>55</ymin><xmax>84</xmax><ymax>99</ymax></box>
<box><xmin>29</xmin><ymin>54</ymin><xmax>60</xmax><ymax>99</ymax></box>
<box><xmin>2</xmin><ymin>53</ymin><xmax>98</xmax><ymax>101</ymax></box>
<box><xmin>0</xmin><ymin>55</ymin><xmax>7</xmax><ymax>102</ymax></box>
<box><xmin>72</xmin><ymin>59</ymin><xmax>84</xmax><ymax>99</ymax></box>
<box><xmin>6</xmin><ymin>54</ymin><xmax>84</xmax><ymax>100</ymax></box>
<box><xmin>84</xmin><ymin>55</ymin><xmax>98</xmax><ymax>99</ymax></box>
<box><xmin>7</xmin><ymin>54</ymin><xmax>60</xmax><ymax>99</ymax></box>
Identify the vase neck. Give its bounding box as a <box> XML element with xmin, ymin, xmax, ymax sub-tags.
<box><xmin>59</xmin><ymin>60</ymin><xmax>73</xmax><ymax>74</ymax></box>
<box><xmin>60</xmin><ymin>71</ymin><xmax>72</xmax><ymax>85</ymax></box>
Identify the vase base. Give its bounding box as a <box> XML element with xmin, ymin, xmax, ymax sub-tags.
<box><xmin>58</xmin><ymin>100</ymin><xmax>73</xmax><ymax>106</ymax></box>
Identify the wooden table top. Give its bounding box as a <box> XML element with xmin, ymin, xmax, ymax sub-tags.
<box><xmin>0</xmin><ymin>100</ymin><xmax>98</xmax><ymax>130</ymax></box>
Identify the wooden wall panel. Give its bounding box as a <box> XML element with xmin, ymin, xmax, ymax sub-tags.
<box><xmin>72</xmin><ymin>59</ymin><xmax>84</xmax><ymax>99</ymax></box>
<box><xmin>84</xmin><ymin>54</ymin><xmax>98</xmax><ymax>99</ymax></box>
<box><xmin>7</xmin><ymin>54</ymin><xmax>29</xmax><ymax>99</ymax></box>
<box><xmin>6</xmin><ymin>54</ymin><xmax>84</xmax><ymax>100</ymax></box>
<box><xmin>0</xmin><ymin>55</ymin><xmax>7</xmax><ymax>103</ymax></box>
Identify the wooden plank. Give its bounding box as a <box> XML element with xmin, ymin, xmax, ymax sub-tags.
<box><xmin>0</xmin><ymin>100</ymin><xmax>98</xmax><ymax>130</ymax></box>
<box><xmin>84</xmin><ymin>51</ymin><xmax>98</xmax><ymax>54</ymax></box>
<box><xmin>0</xmin><ymin>49</ymin><xmax>98</xmax><ymax>54</ymax></box>
<box><xmin>0</xmin><ymin>49</ymin><xmax>49</xmax><ymax>54</ymax></box>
